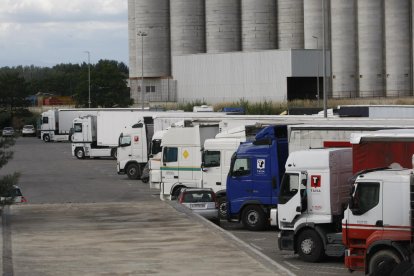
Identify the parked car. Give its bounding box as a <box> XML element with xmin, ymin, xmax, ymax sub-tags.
<box><xmin>178</xmin><ymin>188</ymin><xmax>220</xmax><ymax>225</ymax></box>
<box><xmin>2</xmin><ymin>127</ymin><xmax>14</xmax><ymax>137</ymax></box>
<box><xmin>22</xmin><ymin>125</ymin><xmax>36</xmax><ymax>137</ymax></box>
<box><xmin>0</xmin><ymin>185</ymin><xmax>27</xmax><ymax>204</ymax></box>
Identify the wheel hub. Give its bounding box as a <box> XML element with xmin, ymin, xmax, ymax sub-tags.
<box><xmin>247</xmin><ymin>211</ymin><xmax>258</xmax><ymax>224</ymax></box>
<box><xmin>301</xmin><ymin>238</ymin><xmax>313</xmax><ymax>255</ymax></box>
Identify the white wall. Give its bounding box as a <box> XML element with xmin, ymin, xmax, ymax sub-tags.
<box><xmin>172</xmin><ymin>49</ymin><xmax>322</xmax><ymax>104</ymax></box>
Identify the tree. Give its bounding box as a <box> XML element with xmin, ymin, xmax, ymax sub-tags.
<box><xmin>75</xmin><ymin>60</ymin><xmax>132</xmax><ymax>107</ymax></box>
<box><xmin>0</xmin><ymin>137</ymin><xmax>20</xmax><ymax>205</ymax></box>
<box><xmin>0</xmin><ymin>71</ymin><xmax>30</xmax><ymax>111</ymax></box>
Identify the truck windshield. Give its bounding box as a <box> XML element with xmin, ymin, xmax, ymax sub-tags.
<box><xmin>279</xmin><ymin>173</ymin><xmax>300</xmax><ymax>204</ymax></box>
<box><xmin>203</xmin><ymin>151</ymin><xmax>220</xmax><ymax>167</ymax></box>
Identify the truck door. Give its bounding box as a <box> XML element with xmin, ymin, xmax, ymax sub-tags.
<box><xmin>131</xmin><ymin>128</ymin><xmax>146</xmax><ymax>162</ymax></box>
<box><xmin>278</xmin><ymin>172</ymin><xmax>302</xmax><ymax>224</ymax></box>
<box><xmin>202</xmin><ymin>150</ymin><xmax>221</xmax><ymax>190</ymax></box>
<box><xmin>346</xmin><ymin>181</ymin><xmax>383</xmax><ymax>238</ymax></box>
<box><xmin>227</xmin><ymin>156</ymin><xmax>252</xmax><ymax>215</ymax></box>
<box><xmin>178</xmin><ymin>146</ymin><xmax>199</xmax><ymax>184</ymax></box>
<box><xmin>162</xmin><ymin>146</ymin><xmax>179</xmax><ymax>183</ymax></box>
<box><xmin>251</xmin><ymin>156</ymin><xmax>275</xmax><ymax>204</ymax></box>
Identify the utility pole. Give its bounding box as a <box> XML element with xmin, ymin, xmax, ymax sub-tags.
<box><xmin>84</xmin><ymin>51</ymin><xmax>91</xmax><ymax>108</ymax></box>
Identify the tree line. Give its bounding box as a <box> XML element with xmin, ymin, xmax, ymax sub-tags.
<box><xmin>0</xmin><ymin>60</ymin><xmax>132</xmax><ymax>110</ymax></box>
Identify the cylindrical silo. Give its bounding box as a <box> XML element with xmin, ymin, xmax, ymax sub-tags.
<box><xmin>357</xmin><ymin>0</ymin><xmax>384</xmax><ymax>97</ymax></box>
<box><xmin>385</xmin><ymin>0</ymin><xmax>411</xmax><ymax>97</ymax></box>
<box><xmin>331</xmin><ymin>0</ymin><xmax>358</xmax><ymax>98</ymax></box>
<box><xmin>205</xmin><ymin>0</ymin><xmax>241</xmax><ymax>53</ymax></box>
<box><xmin>170</xmin><ymin>0</ymin><xmax>205</xmax><ymax>56</ymax></box>
<box><xmin>241</xmin><ymin>0</ymin><xmax>277</xmax><ymax>51</ymax></box>
<box><xmin>128</xmin><ymin>0</ymin><xmax>138</xmax><ymax>102</ymax></box>
<box><xmin>277</xmin><ymin>0</ymin><xmax>304</xmax><ymax>49</ymax></box>
<box><xmin>135</xmin><ymin>0</ymin><xmax>170</xmax><ymax>77</ymax></box>
<box><xmin>304</xmin><ymin>0</ymin><xmax>323</xmax><ymax>49</ymax></box>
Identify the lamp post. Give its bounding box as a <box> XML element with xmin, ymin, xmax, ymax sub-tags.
<box><xmin>322</xmin><ymin>0</ymin><xmax>327</xmax><ymax>118</ymax></box>
<box><xmin>137</xmin><ymin>31</ymin><xmax>148</xmax><ymax>110</ymax></box>
<box><xmin>312</xmin><ymin>36</ymin><xmax>320</xmax><ymax>107</ymax></box>
<box><xmin>84</xmin><ymin>51</ymin><xmax>91</xmax><ymax>108</ymax></box>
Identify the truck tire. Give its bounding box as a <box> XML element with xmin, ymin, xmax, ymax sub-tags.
<box><xmin>218</xmin><ymin>198</ymin><xmax>227</xmax><ymax>219</ymax></box>
<box><xmin>110</xmin><ymin>148</ymin><xmax>117</xmax><ymax>159</ymax></box>
<box><xmin>241</xmin><ymin>205</ymin><xmax>266</xmax><ymax>231</ymax></box>
<box><xmin>43</xmin><ymin>134</ymin><xmax>50</xmax><ymax>142</ymax></box>
<box><xmin>369</xmin><ymin>249</ymin><xmax>401</xmax><ymax>276</ymax></box>
<box><xmin>296</xmin><ymin>229</ymin><xmax>325</xmax><ymax>262</ymax></box>
<box><xmin>75</xmin><ymin>148</ymin><xmax>85</xmax><ymax>159</ymax></box>
<box><xmin>126</xmin><ymin>163</ymin><xmax>140</xmax><ymax>180</ymax></box>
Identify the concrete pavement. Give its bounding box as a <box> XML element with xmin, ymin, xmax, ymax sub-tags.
<box><xmin>3</xmin><ymin>201</ymin><xmax>294</xmax><ymax>276</ymax></box>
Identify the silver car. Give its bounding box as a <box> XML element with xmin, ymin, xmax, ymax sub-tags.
<box><xmin>22</xmin><ymin>125</ymin><xmax>36</xmax><ymax>137</ymax></box>
<box><xmin>2</xmin><ymin>127</ymin><xmax>14</xmax><ymax>137</ymax></box>
<box><xmin>178</xmin><ymin>188</ymin><xmax>220</xmax><ymax>224</ymax></box>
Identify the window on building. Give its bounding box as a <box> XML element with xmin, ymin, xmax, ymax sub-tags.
<box><xmin>146</xmin><ymin>86</ymin><xmax>156</xmax><ymax>93</ymax></box>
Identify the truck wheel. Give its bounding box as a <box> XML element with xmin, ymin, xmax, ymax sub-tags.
<box><xmin>141</xmin><ymin>176</ymin><xmax>149</xmax><ymax>183</ymax></box>
<box><xmin>110</xmin><ymin>148</ymin><xmax>117</xmax><ymax>159</ymax></box>
<box><xmin>218</xmin><ymin>198</ymin><xmax>227</xmax><ymax>219</ymax></box>
<box><xmin>241</xmin><ymin>205</ymin><xmax>266</xmax><ymax>231</ymax></box>
<box><xmin>43</xmin><ymin>134</ymin><xmax>50</xmax><ymax>142</ymax></box>
<box><xmin>296</xmin><ymin>229</ymin><xmax>324</xmax><ymax>262</ymax></box>
<box><xmin>126</xmin><ymin>163</ymin><xmax>140</xmax><ymax>180</ymax></box>
<box><xmin>75</xmin><ymin>148</ymin><xmax>85</xmax><ymax>159</ymax></box>
<box><xmin>369</xmin><ymin>249</ymin><xmax>401</xmax><ymax>276</ymax></box>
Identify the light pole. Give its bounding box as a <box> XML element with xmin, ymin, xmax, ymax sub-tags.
<box><xmin>84</xmin><ymin>51</ymin><xmax>91</xmax><ymax>108</ymax></box>
<box><xmin>137</xmin><ymin>31</ymin><xmax>148</xmax><ymax>110</ymax></box>
<box><xmin>322</xmin><ymin>0</ymin><xmax>327</xmax><ymax>118</ymax></box>
<box><xmin>312</xmin><ymin>36</ymin><xmax>320</xmax><ymax>107</ymax></box>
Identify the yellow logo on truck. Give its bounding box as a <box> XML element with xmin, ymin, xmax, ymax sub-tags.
<box><xmin>183</xmin><ymin>150</ymin><xmax>189</xmax><ymax>159</ymax></box>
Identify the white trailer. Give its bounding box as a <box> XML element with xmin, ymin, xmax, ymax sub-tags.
<box><xmin>71</xmin><ymin>111</ymin><xmax>155</xmax><ymax>159</ymax></box>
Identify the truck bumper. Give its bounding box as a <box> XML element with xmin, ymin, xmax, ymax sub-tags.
<box><xmin>278</xmin><ymin>231</ymin><xmax>294</xmax><ymax>251</ymax></box>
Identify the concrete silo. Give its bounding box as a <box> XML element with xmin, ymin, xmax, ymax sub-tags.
<box><xmin>241</xmin><ymin>0</ymin><xmax>277</xmax><ymax>51</ymax></box>
<box><xmin>357</xmin><ymin>0</ymin><xmax>384</xmax><ymax>97</ymax></box>
<box><xmin>205</xmin><ymin>0</ymin><xmax>241</xmax><ymax>53</ymax></box>
<box><xmin>277</xmin><ymin>0</ymin><xmax>304</xmax><ymax>49</ymax></box>
<box><xmin>330</xmin><ymin>0</ymin><xmax>358</xmax><ymax>98</ymax></box>
<box><xmin>170</xmin><ymin>0</ymin><xmax>206</xmax><ymax>56</ymax></box>
<box><xmin>385</xmin><ymin>0</ymin><xmax>411</xmax><ymax>97</ymax></box>
<box><xmin>135</xmin><ymin>0</ymin><xmax>171</xmax><ymax>77</ymax></box>
<box><xmin>304</xmin><ymin>0</ymin><xmax>324</xmax><ymax>49</ymax></box>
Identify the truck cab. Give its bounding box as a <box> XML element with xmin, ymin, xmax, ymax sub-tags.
<box><xmin>343</xmin><ymin>168</ymin><xmax>414</xmax><ymax>275</ymax></box>
<box><xmin>277</xmin><ymin>148</ymin><xmax>352</xmax><ymax>262</ymax></box>
<box><xmin>226</xmin><ymin>125</ymin><xmax>288</xmax><ymax>231</ymax></box>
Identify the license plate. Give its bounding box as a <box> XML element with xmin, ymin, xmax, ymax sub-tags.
<box><xmin>190</xmin><ymin>203</ymin><xmax>206</xmax><ymax>209</ymax></box>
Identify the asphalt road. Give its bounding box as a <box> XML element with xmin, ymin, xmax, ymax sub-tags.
<box><xmin>0</xmin><ymin>137</ymin><xmax>361</xmax><ymax>275</ymax></box>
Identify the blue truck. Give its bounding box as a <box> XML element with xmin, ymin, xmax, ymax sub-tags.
<box><xmin>226</xmin><ymin>125</ymin><xmax>289</xmax><ymax>231</ymax></box>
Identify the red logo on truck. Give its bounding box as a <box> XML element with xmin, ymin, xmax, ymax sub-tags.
<box><xmin>134</xmin><ymin>136</ymin><xmax>139</xmax><ymax>142</ymax></box>
<box><xmin>311</xmin><ymin>175</ymin><xmax>321</xmax><ymax>188</ymax></box>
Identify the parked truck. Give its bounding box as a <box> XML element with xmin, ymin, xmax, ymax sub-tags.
<box><xmin>277</xmin><ymin>148</ymin><xmax>352</xmax><ymax>262</ymax></box>
<box><xmin>41</xmin><ymin>109</ymin><xmax>98</xmax><ymax>142</ymax></box>
<box><xmin>117</xmin><ymin>117</ymin><xmax>156</xmax><ymax>179</ymax></box>
<box><xmin>343</xmin><ymin>167</ymin><xmax>414</xmax><ymax>275</ymax></box>
<box><xmin>226</xmin><ymin>125</ymin><xmax>289</xmax><ymax>230</ymax></box>
<box><xmin>160</xmin><ymin>124</ymin><xmax>220</xmax><ymax>199</ymax></box>
<box><xmin>72</xmin><ymin>111</ymin><xmax>154</xmax><ymax>159</ymax></box>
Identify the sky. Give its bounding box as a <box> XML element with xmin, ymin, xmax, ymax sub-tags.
<box><xmin>0</xmin><ymin>0</ymin><xmax>128</xmax><ymax>68</ymax></box>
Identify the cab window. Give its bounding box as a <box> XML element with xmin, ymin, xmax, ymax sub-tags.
<box><xmin>74</xmin><ymin>123</ymin><xmax>82</xmax><ymax>133</ymax></box>
<box><xmin>279</xmin><ymin>173</ymin><xmax>300</xmax><ymax>204</ymax></box>
<box><xmin>119</xmin><ymin>135</ymin><xmax>131</xmax><ymax>147</ymax></box>
<box><xmin>163</xmin><ymin>147</ymin><xmax>178</xmax><ymax>163</ymax></box>
<box><xmin>203</xmin><ymin>151</ymin><xmax>220</xmax><ymax>167</ymax></box>
<box><xmin>231</xmin><ymin>158</ymin><xmax>250</xmax><ymax>176</ymax></box>
<box><xmin>351</xmin><ymin>182</ymin><xmax>380</xmax><ymax>215</ymax></box>
<box><xmin>42</xmin><ymin>117</ymin><xmax>48</xmax><ymax>124</ymax></box>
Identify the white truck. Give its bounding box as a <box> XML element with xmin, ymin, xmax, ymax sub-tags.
<box><xmin>277</xmin><ymin>148</ymin><xmax>352</xmax><ymax>262</ymax></box>
<box><xmin>71</xmin><ymin>111</ymin><xmax>154</xmax><ymax>159</ymax></box>
<box><xmin>160</xmin><ymin>124</ymin><xmax>220</xmax><ymax>199</ymax></box>
<box><xmin>41</xmin><ymin>109</ymin><xmax>99</xmax><ymax>142</ymax></box>
<box><xmin>117</xmin><ymin>119</ymin><xmax>156</xmax><ymax>179</ymax></box>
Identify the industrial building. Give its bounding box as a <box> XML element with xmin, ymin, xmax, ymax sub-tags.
<box><xmin>128</xmin><ymin>0</ymin><xmax>413</xmax><ymax>105</ymax></box>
